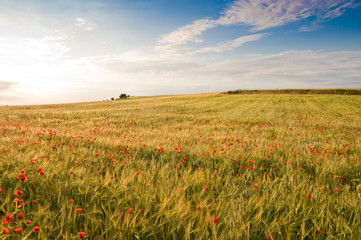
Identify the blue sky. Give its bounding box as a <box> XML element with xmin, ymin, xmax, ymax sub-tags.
<box><xmin>1</xmin><ymin>0</ymin><xmax>361</xmax><ymax>105</ymax></box>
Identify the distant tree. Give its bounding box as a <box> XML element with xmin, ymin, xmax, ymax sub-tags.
<box><xmin>111</xmin><ymin>97</ymin><xmax>115</xmax><ymax>100</ymax></box>
<box><xmin>119</xmin><ymin>93</ymin><xmax>130</xmax><ymax>99</ymax></box>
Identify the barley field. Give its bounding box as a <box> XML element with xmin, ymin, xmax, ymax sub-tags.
<box><xmin>1</xmin><ymin>93</ymin><xmax>361</xmax><ymax>239</ymax></box>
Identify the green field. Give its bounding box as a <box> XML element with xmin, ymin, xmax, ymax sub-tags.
<box><xmin>1</xmin><ymin>93</ymin><xmax>361</xmax><ymax>239</ymax></box>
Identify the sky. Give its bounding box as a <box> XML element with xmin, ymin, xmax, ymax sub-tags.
<box><xmin>1</xmin><ymin>0</ymin><xmax>361</xmax><ymax>105</ymax></box>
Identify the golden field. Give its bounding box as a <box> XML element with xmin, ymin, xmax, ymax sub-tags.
<box><xmin>0</xmin><ymin>93</ymin><xmax>361</xmax><ymax>239</ymax></box>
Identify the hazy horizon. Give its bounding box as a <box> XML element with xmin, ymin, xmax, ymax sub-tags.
<box><xmin>1</xmin><ymin>0</ymin><xmax>361</xmax><ymax>105</ymax></box>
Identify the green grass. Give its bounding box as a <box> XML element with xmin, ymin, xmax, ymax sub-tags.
<box><xmin>0</xmin><ymin>93</ymin><xmax>361</xmax><ymax>239</ymax></box>
<box><xmin>226</xmin><ymin>88</ymin><xmax>361</xmax><ymax>95</ymax></box>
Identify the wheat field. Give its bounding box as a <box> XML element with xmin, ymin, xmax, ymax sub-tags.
<box><xmin>1</xmin><ymin>93</ymin><xmax>361</xmax><ymax>239</ymax></box>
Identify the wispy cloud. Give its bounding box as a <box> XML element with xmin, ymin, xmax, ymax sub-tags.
<box><xmin>0</xmin><ymin>35</ymin><xmax>71</xmax><ymax>66</ymax></box>
<box><xmin>75</xmin><ymin>18</ymin><xmax>97</xmax><ymax>31</ymax></box>
<box><xmin>196</xmin><ymin>33</ymin><xmax>265</xmax><ymax>53</ymax></box>
<box><xmin>217</xmin><ymin>0</ymin><xmax>360</xmax><ymax>31</ymax></box>
<box><xmin>158</xmin><ymin>18</ymin><xmax>216</xmax><ymax>45</ymax></box>
<box><xmin>96</xmin><ymin>49</ymin><xmax>361</xmax><ymax>88</ymax></box>
<box><xmin>0</xmin><ymin>80</ymin><xmax>16</xmax><ymax>92</ymax></box>
<box><xmin>200</xmin><ymin>50</ymin><xmax>361</xmax><ymax>88</ymax></box>
<box><xmin>157</xmin><ymin>0</ymin><xmax>359</xmax><ymax>53</ymax></box>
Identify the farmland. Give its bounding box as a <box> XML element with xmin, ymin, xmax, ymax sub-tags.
<box><xmin>0</xmin><ymin>93</ymin><xmax>361</xmax><ymax>239</ymax></box>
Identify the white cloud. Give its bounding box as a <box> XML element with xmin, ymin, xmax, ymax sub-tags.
<box><xmin>75</xmin><ymin>18</ymin><xmax>86</xmax><ymax>26</ymax></box>
<box><xmin>217</xmin><ymin>0</ymin><xmax>360</xmax><ymax>31</ymax></box>
<box><xmin>158</xmin><ymin>18</ymin><xmax>217</xmax><ymax>45</ymax></box>
<box><xmin>198</xmin><ymin>50</ymin><xmax>361</xmax><ymax>89</ymax></box>
<box><xmin>196</xmin><ymin>33</ymin><xmax>265</xmax><ymax>53</ymax></box>
<box><xmin>157</xmin><ymin>0</ymin><xmax>359</xmax><ymax>52</ymax></box>
<box><xmin>0</xmin><ymin>35</ymin><xmax>105</xmax><ymax>105</ymax></box>
<box><xmin>0</xmin><ymin>35</ymin><xmax>71</xmax><ymax>66</ymax></box>
<box><xmin>95</xmin><ymin>49</ymin><xmax>361</xmax><ymax>91</ymax></box>
<box><xmin>75</xmin><ymin>17</ymin><xmax>97</xmax><ymax>31</ymax></box>
<box><xmin>0</xmin><ymin>80</ymin><xmax>16</xmax><ymax>92</ymax></box>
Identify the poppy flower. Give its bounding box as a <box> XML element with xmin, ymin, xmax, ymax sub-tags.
<box><xmin>317</xmin><ymin>229</ymin><xmax>322</xmax><ymax>234</ymax></box>
<box><xmin>204</xmin><ymin>186</ymin><xmax>209</xmax><ymax>190</ymax></box>
<box><xmin>33</xmin><ymin>226</ymin><xmax>40</xmax><ymax>232</ymax></box>
<box><xmin>307</xmin><ymin>194</ymin><xmax>311</xmax><ymax>199</ymax></box>
<box><xmin>127</xmin><ymin>208</ymin><xmax>134</xmax><ymax>213</ymax></box>
<box><xmin>17</xmin><ymin>213</ymin><xmax>23</xmax><ymax>219</ymax></box>
<box><xmin>79</xmin><ymin>232</ymin><xmax>85</xmax><ymax>239</ymax></box>
<box><xmin>26</xmin><ymin>220</ymin><xmax>32</xmax><ymax>224</ymax></box>
<box><xmin>0</xmin><ymin>188</ymin><xmax>4</xmax><ymax>193</ymax></box>
<box><xmin>5</xmin><ymin>214</ymin><xmax>13</xmax><ymax>221</ymax></box>
<box><xmin>32</xmin><ymin>200</ymin><xmax>38</xmax><ymax>204</ymax></box>
<box><xmin>211</xmin><ymin>217</ymin><xmax>219</xmax><ymax>223</ymax></box>
<box><xmin>14</xmin><ymin>190</ymin><xmax>23</xmax><ymax>196</ymax></box>
<box><xmin>140</xmin><ymin>209</ymin><xmax>144</xmax><ymax>213</ymax></box>
<box><xmin>76</xmin><ymin>208</ymin><xmax>82</xmax><ymax>213</ymax></box>
<box><xmin>2</xmin><ymin>229</ymin><xmax>9</xmax><ymax>234</ymax></box>
<box><xmin>15</xmin><ymin>228</ymin><xmax>22</xmax><ymax>234</ymax></box>
<box><xmin>69</xmin><ymin>199</ymin><xmax>74</xmax><ymax>203</ymax></box>
<box><xmin>196</xmin><ymin>206</ymin><xmax>201</xmax><ymax>210</ymax></box>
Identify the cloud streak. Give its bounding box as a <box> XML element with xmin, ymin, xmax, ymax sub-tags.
<box><xmin>200</xmin><ymin>50</ymin><xmax>361</xmax><ymax>89</ymax></box>
<box><xmin>97</xmin><ymin>50</ymin><xmax>361</xmax><ymax>89</ymax></box>
<box><xmin>196</xmin><ymin>33</ymin><xmax>265</xmax><ymax>53</ymax></box>
<box><xmin>217</xmin><ymin>0</ymin><xmax>360</xmax><ymax>31</ymax></box>
<box><xmin>75</xmin><ymin>18</ymin><xmax>97</xmax><ymax>31</ymax></box>
<box><xmin>158</xmin><ymin>0</ymin><xmax>359</xmax><ymax>50</ymax></box>
<box><xmin>158</xmin><ymin>18</ymin><xmax>216</xmax><ymax>45</ymax></box>
<box><xmin>0</xmin><ymin>81</ymin><xmax>16</xmax><ymax>92</ymax></box>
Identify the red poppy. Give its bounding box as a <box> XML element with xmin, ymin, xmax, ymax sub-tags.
<box><xmin>69</xmin><ymin>199</ymin><xmax>74</xmax><ymax>203</ymax></box>
<box><xmin>33</xmin><ymin>226</ymin><xmax>40</xmax><ymax>232</ymax></box>
<box><xmin>15</xmin><ymin>228</ymin><xmax>22</xmax><ymax>234</ymax></box>
<box><xmin>317</xmin><ymin>229</ymin><xmax>322</xmax><ymax>234</ymax></box>
<box><xmin>14</xmin><ymin>190</ymin><xmax>23</xmax><ymax>196</ymax></box>
<box><xmin>211</xmin><ymin>217</ymin><xmax>219</xmax><ymax>223</ymax></box>
<box><xmin>76</xmin><ymin>208</ymin><xmax>82</xmax><ymax>213</ymax></box>
<box><xmin>307</xmin><ymin>194</ymin><xmax>311</xmax><ymax>199</ymax></box>
<box><xmin>17</xmin><ymin>213</ymin><xmax>23</xmax><ymax>219</ymax></box>
<box><xmin>79</xmin><ymin>232</ymin><xmax>85</xmax><ymax>239</ymax></box>
<box><xmin>204</xmin><ymin>186</ymin><xmax>209</xmax><ymax>190</ymax></box>
<box><xmin>127</xmin><ymin>208</ymin><xmax>134</xmax><ymax>213</ymax></box>
<box><xmin>196</xmin><ymin>206</ymin><xmax>201</xmax><ymax>210</ymax></box>
<box><xmin>26</xmin><ymin>220</ymin><xmax>32</xmax><ymax>224</ymax></box>
<box><xmin>2</xmin><ymin>229</ymin><xmax>9</xmax><ymax>234</ymax></box>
